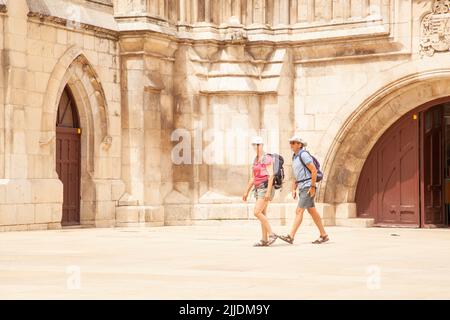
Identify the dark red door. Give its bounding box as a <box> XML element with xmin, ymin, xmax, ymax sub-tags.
<box><xmin>378</xmin><ymin>116</ymin><xmax>419</xmax><ymax>225</ymax></box>
<box><xmin>356</xmin><ymin>112</ymin><xmax>420</xmax><ymax>226</ymax></box>
<box><xmin>56</xmin><ymin>128</ymin><xmax>81</xmax><ymax>225</ymax></box>
<box><xmin>55</xmin><ymin>87</ymin><xmax>81</xmax><ymax>226</ymax></box>
<box><xmin>421</xmin><ymin>106</ymin><xmax>445</xmax><ymax>226</ymax></box>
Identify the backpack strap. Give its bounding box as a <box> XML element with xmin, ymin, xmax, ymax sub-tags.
<box><xmin>295</xmin><ymin>150</ymin><xmax>313</xmax><ymax>185</ymax></box>
<box><xmin>297</xmin><ymin>150</ymin><xmax>310</xmax><ymax>172</ymax></box>
<box><xmin>254</xmin><ymin>153</ymin><xmax>268</xmax><ymax>165</ymax></box>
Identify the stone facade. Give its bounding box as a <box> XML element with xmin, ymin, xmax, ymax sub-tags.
<box><xmin>0</xmin><ymin>0</ymin><xmax>449</xmax><ymax>231</ymax></box>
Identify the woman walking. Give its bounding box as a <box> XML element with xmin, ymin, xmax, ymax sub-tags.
<box><xmin>242</xmin><ymin>136</ymin><xmax>278</xmax><ymax>247</ymax></box>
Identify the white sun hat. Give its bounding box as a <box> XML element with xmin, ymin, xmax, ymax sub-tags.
<box><xmin>289</xmin><ymin>135</ymin><xmax>308</xmax><ymax>147</ymax></box>
<box><xmin>251</xmin><ymin>136</ymin><xmax>264</xmax><ymax>145</ymax></box>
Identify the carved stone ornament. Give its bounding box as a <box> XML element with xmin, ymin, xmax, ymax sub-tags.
<box><xmin>102</xmin><ymin>135</ymin><xmax>113</xmax><ymax>150</ymax></box>
<box><xmin>226</xmin><ymin>29</ymin><xmax>248</xmax><ymax>43</ymax></box>
<box><xmin>420</xmin><ymin>0</ymin><xmax>450</xmax><ymax>56</ymax></box>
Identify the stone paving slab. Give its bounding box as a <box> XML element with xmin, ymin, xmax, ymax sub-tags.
<box><xmin>0</xmin><ymin>225</ymin><xmax>449</xmax><ymax>299</ymax></box>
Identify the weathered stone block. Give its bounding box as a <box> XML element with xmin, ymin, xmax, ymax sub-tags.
<box><xmin>16</xmin><ymin>204</ymin><xmax>35</xmax><ymax>225</ymax></box>
<box><xmin>31</xmin><ymin>179</ymin><xmax>63</xmax><ymax>203</ymax></box>
<box><xmin>335</xmin><ymin>202</ymin><xmax>357</xmax><ymax>219</ymax></box>
<box><xmin>0</xmin><ymin>205</ymin><xmax>17</xmax><ymax>226</ymax></box>
<box><xmin>164</xmin><ymin>204</ymin><xmax>192</xmax><ymax>222</ymax></box>
<box><xmin>145</xmin><ymin>206</ymin><xmax>164</xmax><ymax>224</ymax></box>
<box><xmin>35</xmin><ymin>203</ymin><xmax>53</xmax><ymax>224</ymax></box>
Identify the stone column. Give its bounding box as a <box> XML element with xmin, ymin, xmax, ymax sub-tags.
<box><xmin>163</xmin><ymin>43</ymin><xmax>198</xmax><ymax>225</ymax></box>
<box><xmin>369</xmin><ymin>0</ymin><xmax>382</xmax><ymax>16</ymax></box>
<box><xmin>205</xmin><ymin>0</ymin><xmax>211</xmax><ymax>22</ymax></box>
<box><xmin>273</xmin><ymin>0</ymin><xmax>280</xmax><ymax>25</ymax></box>
<box><xmin>118</xmin><ymin>35</ymin><xmax>176</xmax><ymax>227</ymax></box>
<box><xmin>158</xmin><ymin>0</ymin><xmax>166</xmax><ymax>19</ymax></box>
<box><xmin>298</xmin><ymin>0</ymin><xmax>309</xmax><ymax>22</ymax></box>
<box><xmin>253</xmin><ymin>0</ymin><xmax>265</xmax><ymax>24</ymax></box>
<box><xmin>343</xmin><ymin>0</ymin><xmax>351</xmax><ymax>19</ymax></box>
<box><xmin>245</xmin><ymin>0</ymin><xmax>253</xmax><ymax>24</ymax></box>
<box><xmin>179</xmin><ymin>0</ymin><xmax>186</xmax><ymax>23</ymax></box>
<box><xmin>223</xmin><ymin>0</ymin><xmax>231</xmax><ymax>23</ymax></box>
<box><xmin>272</xmin><ymin>0</ymin><xmax>292</xmax><ymax>25</ymax></box>
<box><xmin>308</xmin><ymin>0</ymin><xmax>315</xmax><ymax>22</ymax></box>
<box><xmin>186</xmin><ymin>0</ymin><xmax>192</xmax><ymax>24</ymax></box>
<box><xmin>192</xmin><ymin>0</ymin><xmax>198</xmax><ymax>23</ymax></box>
<box><xmin>148</xmin><ymin>0</ymin><xmax>158</xmax><ymax>16</ymax></box>
<box><xmin>332</xmin><ymin>0</ymin><xmax>344</xmax><ymax>20</ymax></box>
<box><xmin>279</xmin><ymin>0</ymin><xmax>290</xmax><ymax>25</ymax></box>
<box><xmin>315</xmin><ymin>0</ymin><xmax>332</xmax><ymax>21</ymax></box>
<box><xmin>351</xmin><ymin>0</ymin><xmax>364</xmax><ymax>18</ymax></box>
<box><xmin>265</xmin><ymin>0</ymin><xmax>273</xmax><ymax>25</ymax></box>
<box><xmin>290</xmin><ymin>0</ymin><xmax>298</xmax><ymax>24</ymax></box>
<box><xmin>211</xmin><ymin>0</ymin><xmax>219</xmax><ymax>24</ymax></box>
<box><xmin>232</xmin><ymin>0</ymin><xmax>241</xmax><ymax>23</ymax></box>
<box><xmin>121</xmin><ymin>56</ymin><xmax>145</xmax><ymax>206</ymax></box>
<box><xmin>364</xmin><ymin>0</ymin><xmax>370</xmax><ymax>17</ymax></box>
<box><xmin>381</xmin><ymin>0</ymin><xmax>390</xmax><ymax>21</ymax></box>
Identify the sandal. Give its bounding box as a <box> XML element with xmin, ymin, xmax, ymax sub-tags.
<box><xmin>312</xmin><ymin>235</ymin><xmax>329</xmax><ymax>244</ymax></box>
<box><xmin>266</xmin><ymin>233</ymin><xmax>278</xmax><ymax>246</ymax></box>
<box><xmin>253</xmin><ymin>240</ymin><xmax>268</xmax><ymax>247</ymax></box>
<box><xmin>278</xmin><ymin>234</ymin><xmax>294</xmax><ymax>244</ymax></box>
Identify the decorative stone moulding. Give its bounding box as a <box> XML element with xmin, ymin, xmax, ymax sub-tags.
<box><xmin>420</xmin><ymin>0</ymin><xmax>450</xmax><ymax>57</ymax></box>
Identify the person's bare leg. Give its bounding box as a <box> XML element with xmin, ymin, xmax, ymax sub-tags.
<box><xmin>260</xmin><ymin>207</ymin><xmax>269</xmax><ymax>241</ymax></box>
<box><xmin>307</xmin><ymin>207</ymin><xmax>327</xmax><ymax>237</ymax></box>
<box><xmin>289</xmin><ymin>207</ymin><xmax>305</xmax><ymax>239</ymax></box>
<box><xmin>254</xmin><ymin>199</ymin><xmax>274</xmax><ymax>236</ymax></box>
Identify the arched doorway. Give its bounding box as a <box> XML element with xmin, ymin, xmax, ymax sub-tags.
<box><xmin>356</xmin><ymin>99</ymin><xmax>450</xmax><ymax>227</ymax></box>
<box><xmin>55</xmin><ymin>86</ymin><xmax>81</xmax><ymax>226</ymax></box>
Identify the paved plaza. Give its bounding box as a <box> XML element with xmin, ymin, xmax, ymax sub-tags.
<box><xmin>0</xmin><ymin>225</ymin><xmax>449</xmax><ymax>299</ymax></box>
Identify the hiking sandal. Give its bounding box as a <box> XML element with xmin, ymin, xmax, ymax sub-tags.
<box><xmin>253</xmin><ymin>240</ymin><xmax>268</xmax><ymax>247</ymax></box>
<box><xmin>266</xmin><ymin>234</ymin><xmax>278</xmax><ymax>246</ymax></box>
<box><xmin>278</xmin><ymin>234</ymin><xmax>294</xmax><ymax>244</ymax></box>
<box><xmin>312</xmin><ymin>235</ymin><xmax>329</xmax><ymax>244</ymax></box>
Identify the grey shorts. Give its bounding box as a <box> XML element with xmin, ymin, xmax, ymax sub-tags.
<box><xmin>298</xmin><ymin>187</ymin><xmax>315</xmax><ymax>208</ymax></box>
<box><xmin>254</xmin><ymin>185</ymin><xmax>275</xmax><ymax>201</ymax></box>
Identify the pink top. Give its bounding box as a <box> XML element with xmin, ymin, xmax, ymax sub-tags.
<box><xmin>253</xmin><ymin>154</ymin><xmax>273</xmax><ymax>187</ymax></box>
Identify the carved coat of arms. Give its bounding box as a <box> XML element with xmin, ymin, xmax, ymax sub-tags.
<box><xmin>420</xmin><ymin>0</ymin><xmax>450</xmax><ymax>56</ymax></box>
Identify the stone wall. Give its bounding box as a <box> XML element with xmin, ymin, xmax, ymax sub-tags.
<box><xmin>1</xmin><ymin>0</ymin><xmax>450</xmax><ymax>230</ymax></box>
<box><xmin>0</xmin><ymin>0</ymin><xmax>122</xmax><ymax>231</ymax></box>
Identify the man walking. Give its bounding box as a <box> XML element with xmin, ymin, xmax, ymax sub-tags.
<box><xmin>278</xmin><ymin>136</ymin><xmax>329</xmax><ymax>244</ymax></box>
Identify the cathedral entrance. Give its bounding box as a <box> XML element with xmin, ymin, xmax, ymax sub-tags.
<box><xmin>356</xmin><ymin>100</ymin><xmax>450</xmax><ymax>227</ymax></box>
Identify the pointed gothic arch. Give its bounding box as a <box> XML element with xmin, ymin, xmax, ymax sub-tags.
<box><xmin>40</xmin><ymin>46</ymin><xmax>115</xmax><ymax>226</ymax></box>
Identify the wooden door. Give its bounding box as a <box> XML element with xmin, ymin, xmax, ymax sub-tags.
<box><xmin>55</xmin><ymin>87</ymin><xmax>81</xmax><ymax>226</ymax></box>
<box><xmin>421</xmin><ymin>106</ymin><xmax>445</xmax><ymax>227</ymax></box>
<box><xmin>356</xmin><ymin>112</ymin><xmax>420</xmax><ymax>226</ymax></box>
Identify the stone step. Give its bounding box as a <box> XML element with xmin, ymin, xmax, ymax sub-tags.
<box><xmin>115</xmin><ymin>205</ymin><xmax>164</xmax><ymax>227</ymax></box>
<box><xmin>336</xmin><ymin>218</ymin><xmax>375</xmax><ymax>228</ymax></box>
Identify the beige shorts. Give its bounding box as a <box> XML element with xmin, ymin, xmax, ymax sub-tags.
<box><xmin>254</xmin><ymin>185</ymin><xmax>275</xmax><ymax>201</ymax></box>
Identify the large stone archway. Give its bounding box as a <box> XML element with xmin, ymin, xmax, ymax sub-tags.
<box><xmin>40</xmin><ymin>46</ymin><xmax>119</xmax><ymax>227</ymax></box>
<box><xmin>319</xmin><ymin>70</ymin><xmax>450</xmax><ymax>217</ymax></box>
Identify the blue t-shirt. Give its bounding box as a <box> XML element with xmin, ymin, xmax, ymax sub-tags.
<box><xmin>292</xmin><ymin>149</ymin><xmax>314</xmax><ymax>190</ymax></box>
